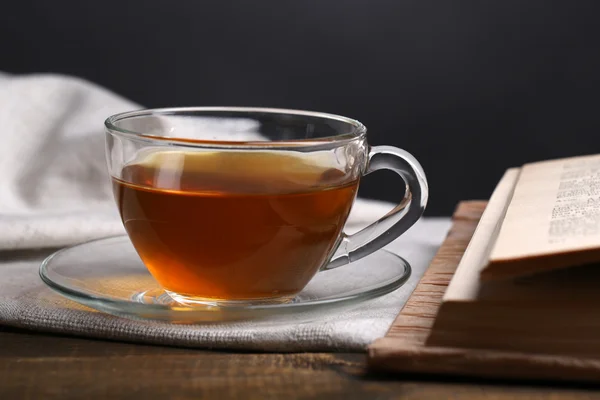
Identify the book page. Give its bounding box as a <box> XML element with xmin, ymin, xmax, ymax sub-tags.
<box><xmin>483</xmin><ymin>154</ymin><xmax>600</xmax><ymax>279</ymax></box>
<box><xmin>443</xmin><ymin>169</ymin><xmax>520</xmax><ymax>302</ymax></box>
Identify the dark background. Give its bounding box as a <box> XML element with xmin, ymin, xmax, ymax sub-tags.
<box><xmin>2</xmin><ymin>1</ymin><xmax>599</xmax><ymax>215</ymax></box>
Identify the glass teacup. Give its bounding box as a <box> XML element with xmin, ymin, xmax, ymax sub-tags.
<box><xmin>105</xmin><ymin>107</ymin><xmax>427</xmax><ymax>306</ymax></box>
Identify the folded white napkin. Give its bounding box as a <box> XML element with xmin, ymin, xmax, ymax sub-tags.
<box><xmin>0</xmin><ymin>72</ymin><xmax>135</xmax><ymax>249</ymax></box>
<box><xmin>0</xmin><ymin>72</ymin><xmax>451</xmax><ymax>351</ymax></box>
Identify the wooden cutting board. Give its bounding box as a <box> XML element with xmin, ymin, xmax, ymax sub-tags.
<box><xmin>368</xmin><ymin>200</ymin><xmax>600</xmax><ymax>383</ymax></box>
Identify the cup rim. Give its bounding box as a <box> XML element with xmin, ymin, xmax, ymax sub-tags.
<box><xmin>104</xmin><ymin>106</ymin><xmax>367</xmax><ymax>149</ymax></box>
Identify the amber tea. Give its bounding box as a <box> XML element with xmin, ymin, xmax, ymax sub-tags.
<box><xmin>112</xmin><ymin>151</ymin><xmax>359</xmax><ymax>302</ymax></box>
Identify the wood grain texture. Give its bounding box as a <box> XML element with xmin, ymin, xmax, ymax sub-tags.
<box><xmin>368</xmin><ymin>201</ymin><xmax>600</xmax><ymax>384</ymax></box>
<box><xmin>2</xmin><ymin>326</ymin><xmax>600</xmax><ymax>399</ymax></box>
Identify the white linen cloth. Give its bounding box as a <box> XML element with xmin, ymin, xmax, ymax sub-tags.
<box><xmin>0</xmin><ymin>72</ymin><xmax>451</xmax><ymax>351</ymax></box>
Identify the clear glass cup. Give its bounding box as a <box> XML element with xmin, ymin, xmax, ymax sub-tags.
<box><xmin>105</xmin><ymin>107</ymin><xmax>428</xmax><ymax>306</ymax></box>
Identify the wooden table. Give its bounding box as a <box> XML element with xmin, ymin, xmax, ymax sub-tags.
<box><xmin>1</xmin><ymin>326</ymin><xmax>599</xmax><ymax>399</ymax></box>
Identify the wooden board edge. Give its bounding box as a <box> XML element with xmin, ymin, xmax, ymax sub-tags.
<box><xmin>373</xmin><ymin>200</ymin><xmax>485</xmax><ymax>343</ymax></box>
<box><xmin>367</xmin><ymin>340</ymin><xmax>600</xmax><ymax>383</ymax></box>
<box><xmin>452</xmin><ymin>200</ymin><xmax>488</xmax><ymax>221</ymax></box>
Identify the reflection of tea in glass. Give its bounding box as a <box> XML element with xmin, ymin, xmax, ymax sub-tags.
<box><xmin>112</xmin><ymin>151</ymin><xmax>359</xmax><ymax>302</ymax></box>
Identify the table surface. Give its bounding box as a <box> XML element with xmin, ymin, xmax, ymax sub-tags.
<box><xmin>1</xmin><ymin>326</ymin><xmax>599</xmax><ymax>399</ymax></box>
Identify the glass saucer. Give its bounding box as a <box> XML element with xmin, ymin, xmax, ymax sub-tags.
<box><xmin>39</xmin><ymin>235</ymin><xmax>411</xmax><ymax>323</ymax></box>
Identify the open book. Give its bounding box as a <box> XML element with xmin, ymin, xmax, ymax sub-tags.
<box><xmin>482</xmin><ymin>154</ymin><xmax>600</xmax><ymax>280</ymax></box>
<box><xmin>428</xmin><ymin>154</ymin><xmax>600</xmax><ymax>357</ymax></box>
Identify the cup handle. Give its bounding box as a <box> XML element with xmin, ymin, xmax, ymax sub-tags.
<box><xmin>324</xmin><ymin>146</ymin><xmax>429</xmax><ymax>270</ymax></box>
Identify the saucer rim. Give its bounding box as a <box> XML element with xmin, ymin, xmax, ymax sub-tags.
<box><xmin>39</xmin><ymin>235</ymin><xmax>411</xmax><ymax>316</ymax></box>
